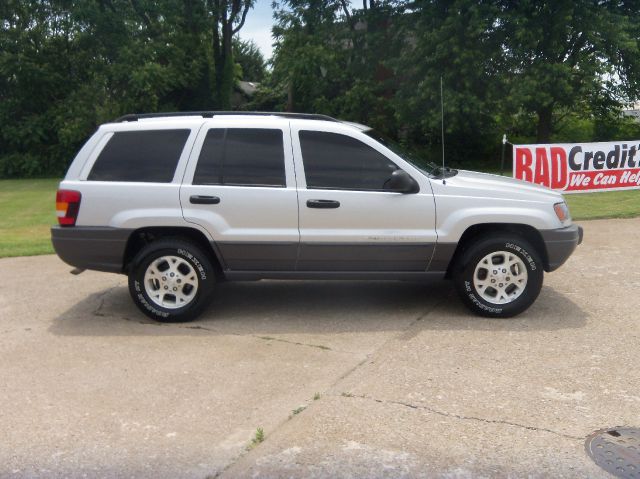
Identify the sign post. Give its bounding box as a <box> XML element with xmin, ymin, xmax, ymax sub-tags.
<box><xmin>500</xmin><ymin>134</ymin><xmax>507</xmax><ymax>176</ymax></box>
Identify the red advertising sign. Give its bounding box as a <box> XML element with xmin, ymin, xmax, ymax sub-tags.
<box><xmin>513</xmin><ymin>141</ymin><xmax>640</xmax><ymax>193</ymax></box>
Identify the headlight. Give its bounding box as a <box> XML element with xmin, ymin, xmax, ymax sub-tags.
<box><xmin>553</xmin><ymin>201</ymin><xmax>571</xmax><ymax>223</ymax></box>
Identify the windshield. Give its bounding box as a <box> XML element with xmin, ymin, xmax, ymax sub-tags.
<box><xmin>364</xmin><ymin>129</ymin><xmax>455</xmax><ymax>179</ymax></box>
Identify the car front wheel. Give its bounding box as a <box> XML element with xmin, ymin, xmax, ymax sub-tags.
<box><xmin>453</xmin><ymin>235</ymin><xmax>544</xmax><ymax>317</ymax></box>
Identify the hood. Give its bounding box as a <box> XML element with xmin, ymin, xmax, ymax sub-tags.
<box><xmin>446</xmin><ymin>170</ymin><xmax>564</xmax><ymax>203</ymax></box>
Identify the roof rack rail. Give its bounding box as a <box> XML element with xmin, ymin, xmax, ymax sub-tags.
<box><xmin>115</xmin><ymin>111</ymin><xmax>339</xmax><ymax>123</ymax></box>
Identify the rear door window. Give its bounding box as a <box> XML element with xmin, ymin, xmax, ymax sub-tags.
<box><xmin>194</xmin><ymin>128</ymin><xmax>286</xmax><ymax>187</ymax></box>
<box><xmin>88</xmin><ymin>129</ymin><xmax>190</xmax><ymax>182</ymax></box>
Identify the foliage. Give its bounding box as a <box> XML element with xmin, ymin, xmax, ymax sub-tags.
<box><xmin>391</xmin><ymin>0</ymin><xmax>506</xmax><ymax>166</ymax></box>
<box><xmin>1</xmin><ymin>0</ymin><xmax>640</xmax><ymax>177</ymax></box>
<box><xmin>0</xmin><ymin>0</ymin><xmax>254</xmax><ymax>177</ymax></box>
<box><xmin>266</xmin><ymin>0</ymin><xmax>640</xmax><ymax>166</ymax></box>
<box><xmin>233</xmin><ymin>38</ymin><xmax>267</xmax><ymax>82</ymax></box>
<box><xmin>290</xmin><ymin>405</ymin><xmax>306</xmax><ymax>417</ymax></box>
<box><xmin>496</xmin><ymin>0</ymin><xmax>640</xmax><ymax>142</ymax></box>
<box><xmin>250</xmin><ymin>427</ymin><xmax>265</xmax><ymax>446</ymax></box>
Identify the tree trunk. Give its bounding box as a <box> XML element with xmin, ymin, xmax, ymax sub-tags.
<box><xmin>536</xmin><ymin>105</ymin><xmax>553</xmax><ymax>143</ymax></box>
<box><xmin>220</xmin><ymin>21</ymin><xmax>234</xmax><ymax>109</ymax></box>
<box><xmin>212</xmin><ymin>14</ymin><xmax>235</xmax><ymax>109</ymax></box>
<box><xmin>287</xmin><ymin>82</ymin><xmax>294</xmax><ymax>112</ymax></box>
<box><xmin>212</xmin><ymin>9</ymin><xmax>222</xmax><ymax>107</ymax></box>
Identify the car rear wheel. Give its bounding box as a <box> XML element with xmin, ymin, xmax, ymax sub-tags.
<box><xmin>128</xmin><ymin>239</ymin><xmax>215</xmax><ymax>322</ymax></box>
<box><xmin>453</xmin><ymin>235</ymin><xmax>543</xmax><ymax>317</ymax></box>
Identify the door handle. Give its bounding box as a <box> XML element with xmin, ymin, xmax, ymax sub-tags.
<box><xmin>307</xmin><ymin>199</ymin><xmax>340</xmax><ymax>209</ymax></box>
<box><xmin>190</xmin><ymin>195</ymin><xmax>220</xmax><ymax>205</ymax></box>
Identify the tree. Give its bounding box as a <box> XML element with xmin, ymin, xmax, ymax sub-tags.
<box><xmin>0</xmin><ymin>0</ymin><xmax>260</xmax><ymax>177</ymax></box>
<box><xmin>497</xmin><ymin>0</ymin><xmax>640</xmax><ymax>142</ymax></box>
<box><xmin>270</xmin><ymin>0</ymin><xmax>402</xmax><ymax>134</ymax></box>
<box><xmin>0</xmin><ymin>0</ymin><xmax>218</xmax><ymax>176</ymax></box>
<box><xmin>2</xmin><ymin>0</ymin><xmax>640</xmax><ymax>178</ymax></box>
<box><xmin>392</xmin><ymin>0</ymin><xmax>640</xmax><ymax>162</ymax></box>
<box><xmin>0</xmin><ymin>0</ymin><xmax>97</xmax><ymax>176</ymax></box>
<box><xmin>391</xmin><ymin>0</ymin><xmax>505</xmax><ymax>164</ymax></box>
<box><xmin>233</xmin><ymin>38</ymin><xmax>267</xmax><ymax>81</ymax></box>
<box><xmin>271</xmin><ymin>0</ymin><xmax>346</xmax><ymax>112</ymax></box>
<box><xmin>210</xmin><ymin>0</ymin><xmax>254</xmax><ymax>108</ymax></box>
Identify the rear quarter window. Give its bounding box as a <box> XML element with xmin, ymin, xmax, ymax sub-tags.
<box><xmin>88</xmin><ymin>129</ymin><xmax>191</xmax><ymax>182</ymax></box>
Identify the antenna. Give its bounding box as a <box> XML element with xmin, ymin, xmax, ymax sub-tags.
<box><xmin>440</xmin><ymin>76</ymin><xmax>446</xmax><ymax>185</ymax></box>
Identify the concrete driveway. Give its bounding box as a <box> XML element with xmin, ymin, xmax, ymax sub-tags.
<box><xmin>0</xmin><ymin>218</ymin><xmax>638</xmax><ymax>478</ymax></box>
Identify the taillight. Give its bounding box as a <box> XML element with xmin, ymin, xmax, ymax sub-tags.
<box><xmin>56</xmin><ymin>190</ymin><xmax>81</xmax><ymax>226</ymax></box>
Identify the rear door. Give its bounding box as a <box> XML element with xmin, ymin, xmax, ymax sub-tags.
<box><xmin>180</xmin><ymin>119</ymin><xmax>299</xmax><ymax>271</ymax></box>
<box><xmin>292</xmin><ymin>124</ymin><xmax>437</xmax><ymax>272</ymax></box>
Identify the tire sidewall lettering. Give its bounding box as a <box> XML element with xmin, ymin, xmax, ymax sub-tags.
<box><xmin>134</xmin><ymin>280</ymin><xmax>170</xmax><ymax>318</ymax></box>
<box><xmin>464</xmin><ymin>280</ymin><xmax>503</xmax><ymax>314</ymax></box>
<box><xmin>504</xmin><ymin>242</ymin><xmax>536</xmax><ymax>271</ymax></box>
<box><xmin>177</xmin><ymin>248</ymin><xmax>207</xmax><ymax>280</ymax></box>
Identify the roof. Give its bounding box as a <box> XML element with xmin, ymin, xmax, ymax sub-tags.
<box><xmin>237</xmin><ymin>81</ymin><xmax>259</xmax><ymax>96</ymax></box>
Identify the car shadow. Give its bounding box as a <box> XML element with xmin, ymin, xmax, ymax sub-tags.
<box><xmin>49</xmin><ymin>280</ymin><xmax>588</xmax><ymax>337</ymax></box>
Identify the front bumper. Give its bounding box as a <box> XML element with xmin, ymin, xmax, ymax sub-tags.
<box><xmin>540</xmin><ymin>224</ymin><xmax>583</xmax><ymax>272</ymax></box>
<box><xmin>51</xmin><ymin>226</ymin><xmax>131</xmax><ymax>274</ymax></box>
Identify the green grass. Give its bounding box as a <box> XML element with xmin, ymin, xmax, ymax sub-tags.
<box><xmin>565</xmin><ymin>189</ymin><xmax>640</xmax><ymax>221</ymax></box>
<box><xmin>250</xmin><ymin>427</ymin><xmax>265</xmax><ymax>446</ymax></box>
<box><xmin>0</xmin><ymin>178</ymin><xmax>60</xmax><ymax>257</ymax></box>
<box><xmin>0</xmin><ymin>177</ymin><xmax>638</xmax><ymax>258</ymax></box>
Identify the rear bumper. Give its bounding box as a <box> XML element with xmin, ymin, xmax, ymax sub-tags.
<box><xmin>51</xmin><ymin>226</ymin><xmax>131</xmax><ymax>273</ymax></box>
<box><xmin>540</xmin><ymin>224</ymin><xmax>583</xmax><ymax>272</ymax></box>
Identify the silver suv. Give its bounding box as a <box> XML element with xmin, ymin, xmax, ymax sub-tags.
<box><xmin>52</xmin><ymin>112</ymin><xmax>583</xmax><ymax>322</ymax></box>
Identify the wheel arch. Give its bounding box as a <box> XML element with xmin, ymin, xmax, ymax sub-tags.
<box><xmin>122</xmin><ymin>226</ymin><xmax>224</xmax><ymax>278</ymax></box>
<box><xmin>444</xmin><ymin>223</ymin><xmax>548</xmax><ymax>278</ymax></box>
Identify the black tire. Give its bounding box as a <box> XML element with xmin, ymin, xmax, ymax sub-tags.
<box><xmin>127</xmin><ymin>239</ymin><xmax>215</xmax><ymax>322</ymax></box>
<box><xmin>452</xmin><ymin>235</ymin><xmax>544</xmax><ymax>318</ymax></box>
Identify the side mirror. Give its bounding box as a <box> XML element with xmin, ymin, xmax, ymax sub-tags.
<box><xmin>385</xmin><ymin>169</ymin><xmax>420</xmax><ymax>194</ymax></box>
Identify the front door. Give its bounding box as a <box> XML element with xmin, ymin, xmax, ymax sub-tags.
<box><xmin>292</xmin><ymin>126</ymin><xmax>437</xmax><ymax>272</ymax></box>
